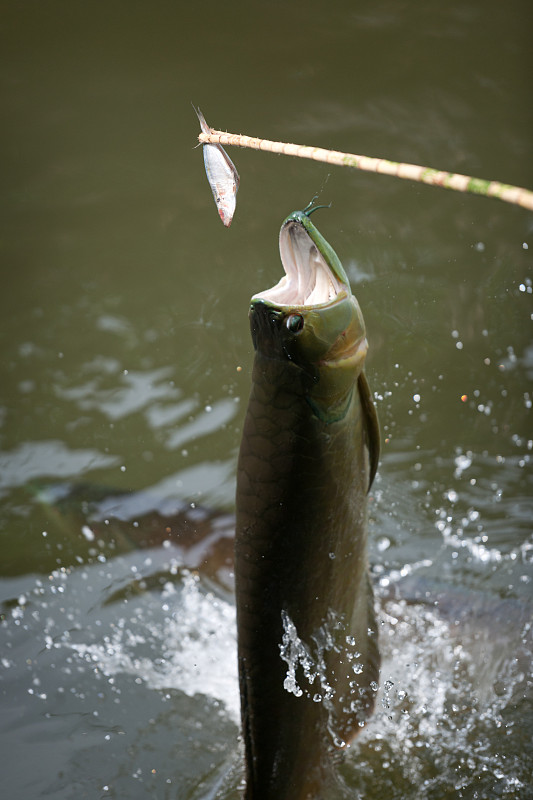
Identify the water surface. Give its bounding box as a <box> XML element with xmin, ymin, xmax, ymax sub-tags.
<box><xmin>1</xmin><ymin>1</ymin><xmax>532</xmax><ymax>798</ymax></box>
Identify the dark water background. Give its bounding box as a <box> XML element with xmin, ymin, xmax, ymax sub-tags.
<box><xmin>1</xmin><ymin>1</ymin><xmax>532</xmax><ymax>798</ymax></box>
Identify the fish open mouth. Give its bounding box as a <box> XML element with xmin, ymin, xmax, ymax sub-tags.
<box><xmin>252</xmin><ymin>220</ymin><xmax>347</xmax><ymax>307</ymax></box>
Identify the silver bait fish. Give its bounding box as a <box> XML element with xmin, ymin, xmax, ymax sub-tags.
<box><xmin>194</xmin><ymin>106</ymin><xmax>239</xmax><ymax>227</ymax></box>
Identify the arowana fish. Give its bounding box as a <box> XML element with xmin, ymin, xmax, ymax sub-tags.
<box><xmin>235</xmin><ymin>207</ymin><xmax>381</xmax><ymax>799</ymax></box>
<box><xmin>194</xmin><ymin>106</ymin><xmax>239</xmax><ymax>227</ymax></box>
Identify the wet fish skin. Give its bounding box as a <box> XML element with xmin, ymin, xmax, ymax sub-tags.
<box><xmin>194</xmin><ymin>106</ymin><xmax>239</xmax><ymax>227</ymax></box>
<box><xmin>235</xmin><ymin>210</ymin><xmax>380</xmax><ymax>799</ymax></box>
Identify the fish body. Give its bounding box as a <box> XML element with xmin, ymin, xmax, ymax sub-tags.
<box><xmin>194</xmin><ymin>106</ymin><xmax>239</xmax><ymax>227</ymax></box>
<box><xmin>235</xmin><ymin>210</ymin><xmax>380</xmax><ymax>799</ymax></box>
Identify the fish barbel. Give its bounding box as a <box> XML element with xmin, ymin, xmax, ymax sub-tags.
<box><xmin>194</xmin><ymin>106</ymin><xmax>239</xmax><ymax>227</ymax></box>
<box><xmin>235</xmin><ymin>208</ymin><xmax>380</xmax><ymax>799</ymax></box>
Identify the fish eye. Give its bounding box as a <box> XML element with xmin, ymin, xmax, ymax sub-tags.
<box><xmin>285</xmin><ymin>313</ymin><xmax>304</xmax><ymax>333</ymax></box>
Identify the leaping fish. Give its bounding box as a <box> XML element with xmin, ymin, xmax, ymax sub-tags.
<box><xmin>194</xmin><ymin>106</ymin><xmax>239</xmax><ymax>227</ymax></box>
<box><xmin>235</xmin><ymin>207</ymin><xmax>380</xmax><ymax>799</ymax></box>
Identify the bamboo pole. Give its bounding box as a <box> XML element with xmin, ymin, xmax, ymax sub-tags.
<box><xmin>198</xmin><ymin>127</ymin><xmax>533</xmax><ymax>212</ymax></box>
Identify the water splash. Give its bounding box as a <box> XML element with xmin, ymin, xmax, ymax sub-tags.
<box><xmin>279</xmin><ymin>609</ymin><xmax>334</xmax><ymax>701</ymax></box>
<box><xmin>342</xmin><ymin>593</ymin><xmax>532</xmax><ymax>798</ymax></box>
<box><xmin>1</xmin><ymin>547</ymin><xmax>531</xmax><ymax>797</ymax></box>
<box><xmin>69</xmin><ymin>570</ymin><xmax>240</xmax><ymax>719</ymax></box>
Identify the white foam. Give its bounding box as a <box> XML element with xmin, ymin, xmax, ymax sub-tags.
<box><xmin>68</xmin><ymin>572</ymin><xmax>240</xmax><ymax>720</ymax></box>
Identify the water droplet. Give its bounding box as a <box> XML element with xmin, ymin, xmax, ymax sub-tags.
<box><xmin>283</xmin><ymin>676</ymin><xmax>303</xmax><ymax>697</ymax></box>
<box><xmin>454</xmin><ymin>453</ymin><xmax>472</xmax><ymax>475</ymax></box>
<box><xmin>81</xmin><ymin>525</ymin><xmax>95</xmax><ymax>542</ymax></box>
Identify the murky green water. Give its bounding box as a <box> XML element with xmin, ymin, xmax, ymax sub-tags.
<box><xmin>1</xmin><ymin>1</ymin><xmax>532</xmax><ymax>798</ymax></box>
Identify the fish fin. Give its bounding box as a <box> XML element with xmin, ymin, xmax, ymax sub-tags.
<box><xmin>238</xmin><ymin>658</ymin><xmax>257</xmax><ymax>794</ymax></box>
<box><xmin>357</xmin><ymin>370</ymin><xmax>380</xmax><ymax>491</ymax></box>
<box><xmin>363</xmin><ymin>571</ymin><xmax>381</xmax><ymax>710</ymax></box>
<box><xmin>334</xmin><ymin>571</ymin><xmax>380</xmax><ymax>747</ymax></box>
<box><xmin>353</xmin><ymin>574</ymin><xmax>380</xmax><ymax>738</ymax></box>
<box><xmin>191</xmin><ymin>102</ymin><xmax>211</xmax><ymax>135</ymax></box>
